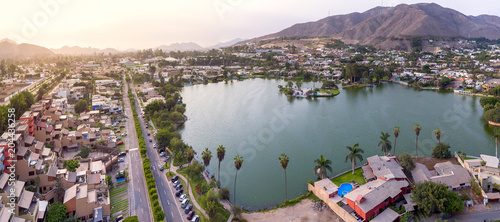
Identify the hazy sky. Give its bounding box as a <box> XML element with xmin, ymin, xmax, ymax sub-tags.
<box><xmin>2</xmin><ymin>0</ymin><xmax>500</xmax><ymax>50</ymax></box>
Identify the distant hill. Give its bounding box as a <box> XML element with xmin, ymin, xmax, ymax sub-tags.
<box><xmin>207</xmin><ymin>38</ymin><xmax>246</xmax><ymax>49</ymax></box>
<box><xmin>155</xmin><ymin>42</ymin><xmax>204</xmax><ymax>52</ymax></box>
<box><xmin>51</xmin><ymin>46</ymin><xmax>121</xmax><ymax>55</ymax></box>
<box><xmin>0</xmin><ymin>39</ymin><xmax>54</xmax><ymax>58</ymax></box>
<box><xmin>245</xmin><ymin>3</ymin><xmax>500</xmax><ymax>49</ymax></box>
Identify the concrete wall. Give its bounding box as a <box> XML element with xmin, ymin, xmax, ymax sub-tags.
<box><xmin>308</xmin><ymin>183</ymin><xmax>358</xmax><ymax>222</ymax></box>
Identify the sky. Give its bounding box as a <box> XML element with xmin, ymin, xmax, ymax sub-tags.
<box><xmin>2</xmin><ymin>0</ymin><xmax>500</xmax><ymax>50</ymax></box>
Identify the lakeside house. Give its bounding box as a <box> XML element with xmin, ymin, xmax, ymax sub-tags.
<box><xmin>411</xmin><ymin>161</ymin><xmax>471</xmax><ymax>190</ymax></box>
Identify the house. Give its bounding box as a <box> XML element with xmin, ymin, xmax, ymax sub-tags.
<box><xmin>344</xmin><ymin>179</ymin><xmax>409</xmax><ymax>221</ymax></box>
<box><xmin>63</xmin><ymin>184</ymin><xmax>110</xmax><ymax>221</ymax></box>
<box><xmin>411</xmin><ymin>162</ymin><xmax>471</xmax><ymax>190</ymax></box>
<box><xmin>363</xmin><ymin>155</ymin><xmax>407</xmax><ymax>182</ymax></box>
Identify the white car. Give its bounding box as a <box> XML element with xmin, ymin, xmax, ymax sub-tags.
<box><xmin>179</xmin><ymin>194</ymin><xmax>187</xmax><ymax>202</ymax></box>
<box><xmin>118</xmin><ymin>158</ymin><xmax>125</xmax><ymax>163</ymax></box>
<box><xmin>160</xmin><ymin>152</ymin><xmax>165</xmax><ymax>157</ymax></box>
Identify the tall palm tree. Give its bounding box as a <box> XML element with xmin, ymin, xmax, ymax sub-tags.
<box><xmin>492</xmin><ymin>128</ymin><xmax>500</xmax><ymax>158</ymax></box>
<box><xmin>393</xmin><ymin>126</ymin><xmax>400</xmax><ymax>155</ymax></box>
<box><xmin>434</xmin><ymin>127</ymin><xmax>441</xmax><ymax>143</ymax></box>
<box><xmin>185</xmin><ymin>146</ymin><xmax>196</xmax><ymax>164</ymax></box>
<box><xmin>217</xmin><ymin>145</ymin><xmax>226</xmax><ymax>184</ymax></box>
<box><xmin>345</xmin><ymin>143</ymin><xmax>364</xmax><ymax>175</ymax></box>
<box><xmin>314</xmin><ymin>155</ymin><xmax>333</xmax><ymax>179</ymax></box>
<box><xmin>378</xmin><ymin>132</ymin><xmax>392</xmax><ymax>156</ymax></box>
<box><xmin>278</xmin><ymin>153</ymin><xmax>290</xmax><ymax>201</ymax></box>
<box><xmin>414</xmin><ymin>124</ymin><xmax>421</xmax><ymax>157</ymax></box>
<box><xmin>233</xmin><ymin>155</ymin><xmax>244</xmax><ymax>205</ymax></box>
<box><xmin>201</xmin><ymin>148</ymin><xmax>212</xmax><ymax>167</ymax></box>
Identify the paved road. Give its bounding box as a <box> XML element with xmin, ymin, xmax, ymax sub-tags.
<box><xmin>122</xmin><ymin>75</ymin><xmax>153</xmax><ymax>222</ymax></box>
<box><xmin>129</xmin><ymin>74</ymin><xmax>185</xmax><ymax>222</ymax></box>
<box><xmin>422</xmin><ymin>209</ymin><xmax>500</xmax><ymax>222</ymax></box>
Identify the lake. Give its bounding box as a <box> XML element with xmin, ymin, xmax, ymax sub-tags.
<box><xmin>179</xmin><ymin>78</ymin><xmax>495</xmax><ymax>210</ymax></box>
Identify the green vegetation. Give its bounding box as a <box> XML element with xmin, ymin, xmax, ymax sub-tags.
<box><xmin>74</xmin><ymin>99</ymin><xmax>89</xmax><ymax>114</ymax></box>
<box><xmin>142</xmin><ymin>158</ymin><xmax>165</xmax><ymax>221</ymax></box>
<box><xmin>314</xmin><ymin>154</ymin><xmax>332</xmax><ymax>179</ymax></box>
<box><xmin>63</xmin><ymin>159</ymin><xmax>80</xmax><ymax>172</ymax></box>
<box><xmin>75</xmin><ymin>146</ymin><xmax>92</xmax><ymax>158</ymax></box>
<box><xmin>46</xmin><ymin>202</ymin><xmax>67</xmax><ymax>222</ymax></box>
<box><xmin>331</xmin><ymin>168</ymin><xmax>366</xmax><ymax>186</ymax></box>
<box><xmin>414</xmin><ymin>124</ymin><xmax>421</xmax><ymax>156</ymax></box>
<box><xmin>411</xmin><ymin>181</ymin><xmax>464</xmax><ymax>215</ymax></box>
<box><xmin>431</xmin><ymin>143</ymin><xmax>452</xmax><ymax>159</ymax></box>
<box><xmin>278</xmin><ymin>153</ymin><xmax>290</xmax><ymax>201</ymax></box>
<box><xmin>393</xmin><ymin>126</ymin><xmax>400</xmax><ymax>155</ymax></box>
<box><xmin>378</xmin><ymin>132</ymin><xmax>392</xmax><ymax>156</ymax></box>
<box><xmin>397</xmin><ymin>153</ymin><xmax>415</xmax><ymax>173</ymax></box>
<box><xmin>233</xmin><ymin>155</ymin><xmax>244</xmax><ymax>204</ymax></box>
<box><xmin>344</xmin><ymin>143</ymin><xmax>364</xmax><ymax>175</ymax></box>
<box><xmin>123</xmin><ymin>216</ymin><xmax>139</xmax><ymax>222</ymax></box>
<box><xmin>110</xmin><ymin>183</ymin><xmax>129</xmax><ymax>221</ymax></box>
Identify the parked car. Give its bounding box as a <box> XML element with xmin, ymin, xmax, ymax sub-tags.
<box><xmin>153</xmin><ymin>144</ymin><xmax>157</xmax><ymax>148</ymax></box>
<box><xmin>173</xmin><ymin>181</ymin><xmax>180</xmax><ymax>187</ymax></box>
<box><xmin>149</xmin><ymin>138</ymin><xmax>152</xmax><ymax>142</ymax></box>
<box><xmin>158</xmin><ymin>165</ymin><xmax>164</xmax><ymax>171</ymax></box>
<box><xmin>118</xmin><ymin>158</ymin><xmax>125</xmax><ymax>163</ymax></box>
<box><xmin>118</xmin><ymin>152</ymin><xmax>126</xmax><ymax>156</ymax></box>
<box><xmin>116</xmin><ymin>141</ymin><xmax>124</xmax><ymax>146</ymax></box>
<box><xmin>176</xmin><ymin>184</ymin><xmax>183</xmax><ymax>190</ymax></box>
<box><xmin>171</xmin><ymin>176</ymin><xmax>179</xmax><ymax>182</ymax></box>
<box><xmin>187</xmin><ymin>211</ymin><xmax>195</xmax><ymax>220</ymax></box>
<box><xmin>116</xmin><ymin>136</ymin><xmax>121</xmax><ymax>140</ymax></box>
<box><xmin>147</xmin><ymin>132</ymin><xmax>150</xmax><ymax>136</ymax></box>
<box><xmin>160</xmin><ymin>152</ymin><xmax>165</xmax><ymax>157</ymax></box>
<box><xmin>191</xmin><ymin>215</ymin><xmax>200</xmax><ymax>222</ymax></box>
<box><xmin>163</xmin><ymin>157</ymin><xmax>168</xmax><ymax>162</ymax></box>
<box><xmin>184</xmin><ymin>204</ymin><xmax>193</xmax><ymax>214</ymax></box>
<box><xmin>115</xmin><ymin>215</ymin><xmax>123</xmax><ymax>222</ymax></box>
<box><xmin>175</xmin><ymin>189</ymin><xmax>184</xmax><ymax>197</ymax></box>
<box><xmin>181</xmin><ymin>199</ymin><xmax>190</xmax><ymax>208</ymax></box>
<box><xmin>179</xmin><ymin>194</ymin><xmax>187</xmax><ymax>202</ymax></box>
<box><xmin>121</xmin><ymin>133</ymin><xmax>127</xmax><ymax>137</ymax></box>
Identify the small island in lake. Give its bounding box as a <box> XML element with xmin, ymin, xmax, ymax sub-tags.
<box><xmin>278</xmin><ymin>80</ymin><xmax>340</xmax><ymax>98</ymax></box>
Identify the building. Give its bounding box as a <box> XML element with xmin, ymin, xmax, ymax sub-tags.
<box><xmin>411</xmin><ymin>161</ymin><xmax>471</xmax><ymax>190</ymax></box>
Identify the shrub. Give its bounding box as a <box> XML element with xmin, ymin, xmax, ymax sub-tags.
<box><xmin>397</xmin><ymin>153</ymin><xmax>415</xmax><ymax>172</ymax></box>
<box><xmin>484</xmin><ymin>108</ymin><xmax>500</xmax><ymax>123</ymax></box>
<box><xmin>431</xmin><ymin>143</ymin><xmax>452</xmax><ymax>159</ymax></box>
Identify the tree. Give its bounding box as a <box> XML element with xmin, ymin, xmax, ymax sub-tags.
<box><xmin>431</xmin><ymin>143</ymin><xmax>452</xmax><ymax>159</ymax></box>
<box><xmin>105</xmin><ymin>175</ymin><xmax>113</xmax><ymax>187</ymax></box>
<box><xmin>219</xmin><ymin>187</ymin><xmax>230</xmax><ymax>200</ymax></box>
<box><xmin>411</xmin><ymin>181</ymin><xmax>464</xmax><ymax>214</ymax></box>
<box><xmin>314</xmin><ymin>154</ymin><xmax>333</xmax><ymax>179</ymax></box>
<box><xmin>414</xmin><ymin>124</ymin><xmax>421</xmax><ymax>157</ymax></box>
<box><xmin>156</xmin><ymin>129</ymin><xmax>174</xmax><ymax>148</ymax></box>
<box><xmin>233</xmin><ymin>154</ymin><xmax>244</xmax><ymax>204</ymax></box>
<box><xmin>217</xmin><ymin>145</ymin><xmax>226</xmax><ymax>185</ymax></box>
<box><xmin>46</xmin><ymin>202</ymin><xmax>67</xmax><ymax>222</ymax></box>
<box><xmin>393</xmin><ymin>126</ymin><xmax>400</xmax><ymax>155</ymax></box>
<box><xmin>185</xmin><ymin>146</ymin><xmax>196</xmax><ymax>164</ymax></box>
<box><xmin>278</xmin><ymin>153</ymin><xmax>290</xmax><ymax>201</ymax></box>
<box><xmin>286</xmin><ymin>80</ymin><xmax>293</xmax><ymax>89</ymax></box>
<box><xmin>484</xmin><ymin>108</ymin><xmax>500</xmax><ymax>123</ymax></box>
<box><xmin>74</xmin><ymin>99</ymin><xmax>88</xmax><ymax>114</ymax></box>
<box><xmin>345</xmin><ymin>143</ymin><xmax>364</xmax><ymax>175</ymax></box>
<box><xmin>321</xmin><ymin>80</ymin><xmax>338</xmax><ymax>89</ymax></box>
<box><xmin>37</xmin><ymin>87</ymin><xmax>47</xmax><ymax>101</ymax></box>
<box><xmin>492</xmin><ymin>128</ymin><xmax>500</xmax><ymax>158</ymax></box>
<box><xmin>434</xmin><ymin>127</ymin><xmax>441</xmax><ymax>143</ymax></box>
<box><xmin>54</xmin><ymin>177</ymin><xmax>65</xmax><ymax>202</ymax></box>
<box><xmin>75</xmin><ymin>146</ymin><xmax>92</xmax><ymax>158</ymax></box>
<box><xmin>63</xmin><ymin>159</ymin><xmax>80</xmax><ymax>172</ymax></box>
<box><xmin>378</xmin><ymin>132</ymin><xmax>392</xmax><ymax>156</ymax></box>
<box><xmin>397</xmin><ymin>153</ymin><xmax>415</xmax><ymax>173</ymax></box>
<box><xmin>201</xmin><ymin>148</ymin><xmax>212</xmax><ymax>167</ymax></box>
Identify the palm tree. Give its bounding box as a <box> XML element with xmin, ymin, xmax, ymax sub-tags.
<box><xmin>185</xmin><ymin>146</ymin><xmax>196</xmax><ymax>164</ymax></box>
<box><xmin>201</xmin><ymin>148</ymin><xmax>212</xmax><ymax>167</ymax></box>
<box><xmin>217</xmin><ymin>145</ymin><xmax>226</xmax><ymax>184</ymax></box>
<box><xmin>345</xmin><ymin>143</ymin><xmax>364</xmax><ymax>175</ymax></box>
<box><xmin>492</xmin><ymin>128</ymin><xmax>500</xmax><ymax>158</ymax></box>
<box><xmin>314</xmin><ymin>155</ymin><xmax>333</xmax><ymax>179</ymax></box>
<box><xmin>434</xmin><ymin>127</ymin><xmax>441</xmax><ymax>143</ymax></box>
<box><xmin>393</xmin><ymin>126</ymin><xmax>400</xmax><ymax>155</ymax></box>
<box><xmin>378</xmin><ymin>132</ymin><xmax>392</xmax><ymax>156</ymax></box>
<box><xmin>233</xmin><ymin>155</ymin><xmax>244</xmax><ymax>204</ymax></box>
<box><xmin>414</xmin><ymin>124</ymin><xmax>421</xmax><ymax>157</ymax></box>
<box><xmin>278</xmin><ymin>153</ymin><xmax>290</xmax><ymax>201</ymax></box>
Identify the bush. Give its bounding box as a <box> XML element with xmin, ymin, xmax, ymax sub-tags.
<box><xmin>397</xmin><ymin>153</ymin><xmax>415</xmax><ymax>172</ymax></box>
<box><xmin>219</xmin><ymin>187</ymin><xmax>230</xmax><ymax>200</ymax></box>
<box><xmin>480</xmin><ymin>97</ymin><xmax>499</xmax><ymax>108</ymax></box>
<box><xmin>431</xmin><ymin>143</ymin><xmax>452</xmax><ymax>159</ymax></box>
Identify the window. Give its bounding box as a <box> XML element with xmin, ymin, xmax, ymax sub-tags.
<box><xmin>29</xmin><ymin>171</ymin><xmax>35</xmax><ymax>176</ymax></box>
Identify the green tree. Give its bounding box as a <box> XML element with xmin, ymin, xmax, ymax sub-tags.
<box><xmin>314</xmin><ymin>154</ymin><xmax>333</xmax><ymax>179</ymax></box>
<box><xmin>434</xmin><ymin>127</ymin><xmax>441</xmax><ymax>143</ymax></box>
<box><xmin>74</xmin><ymin>99</ymin><xmax>88</xmax><ymax>114</ymax></box>
<box><xmin>393</xmin><ymin>126</ymin><xmax>400</xmax><ymax>155</ymax></box>
<box><xmin>233</xmin><ymin>154</ymin><xmax>244</xmax><ymax>204</ymax></box>
<box><xmin>378</xmin><ymin>132</ymin><xmax>392</xmax><ymax>156</ymax></box>
<box><xmin>431</xmin><ymin>143</ymin><xmax>452</xmax><ymax>159</ymax></box>
<box><xmin>185</xmin><ymin>146</ymin><xmax>196</xmax><ymax>164</ymax></box>
<box><xmin>321</xmin><ymin>80</ymin><xmax>338</xmax><ymax>89</ymax></box>
<box><xmin>105</xmin><ymin>175</ymin><xmax>113</xmax><ymax>187</ymax></box>
<box><xmin>219</xmin><ymin>187</ymin><xmax>230</xmax><ymax>200</ymax></box>
<box><xmin>46</xmin><ymin>202</ymin><xmax>67</xmax><ymax>222</ymax></box>
<box><xmin>411</xmin><ymin>181</ymin><xmax>464</xmax><ymax>214</ymax></box>
<box><xmin>345</xmin><ymin>143</ymin><xmax>364</xmax><ymax>175</ymax></box>
<box><xmin>286</xmin><ymin>80</ymin><xmax>293</xmax><ymax>89</ymax></box>
<box><xmin>217</xmin><ymin>145</ymin><xmax>226</xmax><ymax>185</ymax></box>
<box><xmin>414</xmin><ymin>124</ymin><xmax>421</xmax><ymax>157</ymax></box>
<box><xmin>201</xmin><ymin>148</ymin><xmax>212</xmax><ymax>167</ymax></box>
<box><xmin>484</xmin><ymin>108</ymin><xmax>500</xmax><ymax>123</ymax></box>
<box><xmin>278</xmin><ymin>153</ymin><xmax>290</xmax><ymax>201</ymax></box>
<box><xmin>493</xmin><ymin>128</ymin><xmax>500</xmax><ymax>158</ymax></box>
<box><xmin>480</xmin><ymin>97</ymin><xmax>498</xmax><ymax>108</ymax></box>
<box><xmin>75</xmin><ymin>146</ymin><xmax>92</xmax><ymax>158</ymax></box>
<box><xmin>63</xmin><ymin>159</ymin><xmax>80</xmax><ymax>172</ymax></box>
<box><xmin>123</xmin><ymin>216</ymin><xmax>139</xmax><ymax>222</ymax></box>
<box><xmin>397</xmin><ymin>153</ymin><xmax>415</xmax><ymax>173</ymax></box>
<box><xmin>156</xmin><ymin>129</ymin><xmax>174</xmax><ymax>148</ymax></box>
<box><xmin>36</xmin><ymin>87</ymin><xmax>47</xmax><ymax>101</ymax></box>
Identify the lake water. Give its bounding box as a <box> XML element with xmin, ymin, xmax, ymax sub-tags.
<box><xmin>179</xmin><ymin>78</ymin><xmax>495</xmax><ymax>210</ymax></box>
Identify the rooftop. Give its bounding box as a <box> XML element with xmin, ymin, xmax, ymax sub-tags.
<box><xmin>344</xmin><ymin>179</ymin><xmax>408</xmax><ymax>213</ymax></box>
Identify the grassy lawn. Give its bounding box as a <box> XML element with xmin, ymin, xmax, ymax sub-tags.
<box><xmin>463</xmin><ymin>156</ymin><xmax>477</xmax><ymax>160</ymax></box>
<box><xmin>331</xmin><ymin>168</ymin><xmax>366</xmax><ymax>186</ymax></box>
<box><xmin>177</xmin><ymin>168</ymin><xmax>228</xmax><ymax>222</ymax></box>
<box><xmin>110</xmin><ymin>183</ymin><xmax>129</xmax><ymax>221</ymax></box>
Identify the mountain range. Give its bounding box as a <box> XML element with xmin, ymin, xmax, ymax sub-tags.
<box><xmin>0</xmin><ymin>38</ymin><xmax>54</xmax><ymax>58</ymax></box>
<box><xmin>246</xmin><ymin>3</ymin><xmax>500</xmax><ymax>49</ymax></box>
